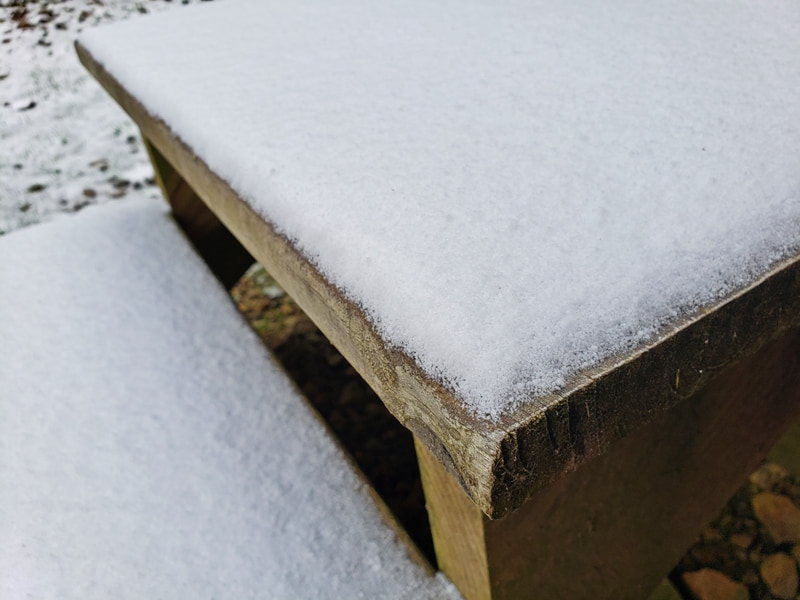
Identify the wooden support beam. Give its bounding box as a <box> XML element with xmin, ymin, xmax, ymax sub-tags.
<box><xmin>417</xmin><ymin>328</ymin><xmax>800</xmax><ymax>600</ymax></box>
<box><xmin>144</xmin><ymin>138</ymin><xmax>254</xmax><ymax>289</ymax></box>
<box><xmin>416</xmin><ymin>435</ymin><xmax>491</xmax><ymax>599</ymax></box>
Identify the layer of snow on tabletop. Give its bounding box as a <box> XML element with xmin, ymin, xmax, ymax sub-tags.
<box><xmin>79</xmin><ymin>0</ymin><xmax>800</xmax><ymax>419</ymax></box>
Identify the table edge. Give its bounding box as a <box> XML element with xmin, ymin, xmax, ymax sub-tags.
<box><xmin>77</xmin><ymin>40</ymin><xmax>800</xmax><ymax>518</ymax></box>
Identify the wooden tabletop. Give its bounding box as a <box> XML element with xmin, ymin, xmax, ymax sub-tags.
<box><xmin>76</xmin><ymin>0</ymin><xmax>800</xmax><ymax>518</ymax></box>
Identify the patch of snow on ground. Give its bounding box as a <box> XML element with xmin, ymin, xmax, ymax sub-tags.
<box><xmin>0</xmin><ymin>0</ymin><xmax>209</xmax><ymax>234</ymax></box>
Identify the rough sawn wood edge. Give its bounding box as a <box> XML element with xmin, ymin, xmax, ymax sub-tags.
<box><xmin>490</xmin><ymin>251</ymin><xmax>800</xmax><ymax>515</ymax></box>
<box><xmin>77</xmin><ymin>41</ymin><xmax>800</xmax><ymax>519</ymax></box>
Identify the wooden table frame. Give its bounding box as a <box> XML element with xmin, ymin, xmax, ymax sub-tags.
<box><xmin>78</xmin><ymin>42</ymin><xmax>800</xmax><ymax>600</ymax></box>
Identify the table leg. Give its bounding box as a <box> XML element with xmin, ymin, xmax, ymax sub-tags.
<box><xmin>144</xmin><ymin>136</ymin><xmax>253</xmax><ymax>289</ymax></box>
<box><xmin>416</xmin><ymin>329</ymin><xmax>800</xmax><ymax>600</ymax></box>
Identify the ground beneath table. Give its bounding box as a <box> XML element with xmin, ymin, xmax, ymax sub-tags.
<box><xmin>232</xmin><ymin>264</ymin><xmax>800</xmax><ymax>600</ymax></box>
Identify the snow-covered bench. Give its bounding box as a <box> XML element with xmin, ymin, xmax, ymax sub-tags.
<box><xmin>0</xmin><ymin>198</ymin><xmax>458</xmax><ymax>600</ymax></box>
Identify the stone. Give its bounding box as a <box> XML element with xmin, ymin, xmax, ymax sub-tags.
<box><xmin>702</xmin><ymin>525</ymin><xmax>724</xmax><ymax>543</ymax></box>
<box><xmin>748</xmin><ymin>548</ymin><xmax>762</xmax><ymax>564</ymax></box>
<box><xmin>742</xmin><ymin>569</ymin><xmax>760</xmax><ymax>586</ymax></box>
<box><xmin>760</xmin><ymin>552</ymin><xmax>799</xmax><ymax>599</ymax></box>
<box><xmin>752</xmin><ymin>492</ymin><xmax>800</xmax><ymax>544</ymax></box>
<box><xmin>749</xmin><ymin>463</ymin><xmax>789</xmax><ymax>491</ymax></box>
<box><xmin>682</xmin><ymin>568</ymin><xmax>750</xmax><ymax>600</ymax></box>
<box><xmin>729</xmin><ymin>533</ymin><xmax>754</xmax><ymax>549</ymax></box>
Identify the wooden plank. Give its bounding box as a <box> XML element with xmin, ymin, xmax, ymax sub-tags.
<box><xmin>416</xmin><ymin>437</ymin><xmax>491</xmax><ymax>600</ymax></box>
<box><xmin>144</xmin><ymin>138</ymin><xmax>254</xmax><ymax>289</ymax></box>
<box><xmin>77</xmin><ymin>40</ymin><xmax>800</xmax><ymax>518</ymax></box>
<box><xmin>418</xmin><ymin>329</ymin><xmax>800</xmax><ymax>599</ymax></box>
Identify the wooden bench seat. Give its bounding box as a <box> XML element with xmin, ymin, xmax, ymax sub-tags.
<box><xmin>0</xmin><ymin>198</ymin><xmax>459</xmax><ymax>599</ymax></box>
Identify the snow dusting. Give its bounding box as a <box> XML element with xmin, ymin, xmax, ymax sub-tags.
<box><xmin>0</xmin><ymin>0</ymin><xmax>207</xmax><ymax>234</ymax></box>
<box><xmin>78</xmin><ymin>0</ymin><xmax>800</xmax><ymax>418</ymax></box>
<box><xmin>0</xmin><ymin>197</ymin><xmax>459</xmax><ymax>600</ymax></box>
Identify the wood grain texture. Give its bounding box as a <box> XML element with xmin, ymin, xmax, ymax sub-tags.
<box><xmin>420</xmin><ymin>329</ymin><xmax>800</xmax><ymax>599</ymax></box>
<box><xmin>416</xmin><ymin>437</ymin><xmax>491</xmax><ymax>600</ymax></box>
<box><xmin>78</xmin><ymin>41</ymin><xmax>800</xmax><ymax>518</ymax></box>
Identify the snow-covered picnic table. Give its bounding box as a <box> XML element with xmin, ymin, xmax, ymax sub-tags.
<box><xmin>76</xmin><ymin>0</ymin><xmax>800</xmax><ymax>597</ymax></box>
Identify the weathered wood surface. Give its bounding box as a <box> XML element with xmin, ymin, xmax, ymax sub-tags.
<box><xmin>418</xmin><ymin>329</ymin><xmax>800</xmax><ymax>600</ymax></box>
<box><xmin>78</xmin><ymin>41</ymin><xmax>800</xmax><ymax>518</ymax></box>
<box><xmin>416</xmin><ymin>436</ymin><xmax>492</xmax><ymax>600</ymax></box>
